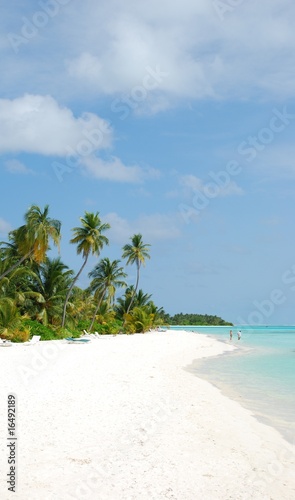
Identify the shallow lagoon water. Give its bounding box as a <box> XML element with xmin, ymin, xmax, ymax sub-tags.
<box><xmin>170</xmin><ymin>326</ymin><xmax>295</xmax><ymax>444</ymax></box>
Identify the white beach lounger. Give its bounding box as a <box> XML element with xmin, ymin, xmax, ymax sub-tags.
<box><xmin>0</xmin><ymin>339</ymin><xmax>12</xmax><ymax>347</ymax></box>
<box><xmin>82</xmin><ymin>331</ymin><xmax>94</xmax><ymax>338</ymax></box>
<box><xmin>23</xmin><ymin>335</ymin><xmax>41</xmax><ymax>346</ymax></box>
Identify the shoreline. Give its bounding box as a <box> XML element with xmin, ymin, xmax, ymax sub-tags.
<box><xmin>189</xmin><ymin>333</ymin><xmax>295</xmax><ymax>446</ymax></box>
<box><xmin>0</xmin><ymin>330</ymin><xmax>295</xmax><ymax>499</ymax></box>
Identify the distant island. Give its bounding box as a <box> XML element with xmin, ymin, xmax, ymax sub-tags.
<box><xmin>163</xmin><ymin>313</ymin><xmax>233</xmax><ymax>326</ymax></box>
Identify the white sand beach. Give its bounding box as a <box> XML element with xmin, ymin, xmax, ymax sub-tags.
<box><xmin>0</xmin><ymin>330</ymin><xmax>294</xmax><ymax>500</ymax></box>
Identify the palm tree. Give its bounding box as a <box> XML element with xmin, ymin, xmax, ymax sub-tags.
<box><xmin>90</xmin><ymin>300</ymin><xmax>116</xmax><ymax>326</ymax></box>
<box><xmin>123</xmin><ymin>306</ymin><xmax>154</xmax><ymax>334</ymax></box>
<box><xmin>0</xmin><ymin>204</ymin><xmax>61</xmax><ymax>280</ymax></box>
<box><xmin>114</xmin><ymin>287</ymin><xmax>152</xmax><ymax>320</ymax></box>
<box><xmin>122</xmin><ymin>234</ymin><xmax>151</xmax><ymax>315</ymax></box>
<box><xmin>88</xmin><ymin>258</ymin><xmax>127</xmax><ymax>331</ymax></box>
<box><xmin>69</xmin><ymin>287</ymin><xmax>95</xmax><ymax>324</ymax></box>
<box><xmin>0</xmin><ymin>263</ymin><xmax>44</xmax><ymax>315</ymax></box>
<box><xmin>61</xmin><ymin>212</ymin><xmax>110</xmax><ymax>328</ymax></box>
<box><xmin>0</xmin><ymin>297</ymin><xmax>21</xmax><ymax>339</ymax></box>
<box><xmin>134</xmin><ymin>288</ymin><xmax>152</xmax><ymax>308</ymax></box>
<box><xmin>31</xmin><ymin>258</ymin><xmax>73</xmax><ymax>326</ymax></box>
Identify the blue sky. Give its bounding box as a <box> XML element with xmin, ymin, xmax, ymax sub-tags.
<box><xmin>1</xmin><ymin>0</ymin><xmax>295</xmax><ymax>325</ymax></box>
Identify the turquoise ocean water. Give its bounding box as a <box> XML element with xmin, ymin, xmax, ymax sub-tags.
<box><xmin>169</xmin><ymin>325</ymin><xmax>295</xmax><ymax>444</ymax></box>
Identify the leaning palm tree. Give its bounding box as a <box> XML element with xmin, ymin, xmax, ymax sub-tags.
<box><xmin>88</xmin><ymin>258</ymin><xmax>127</xmax><ymax>331</ymax></box>
<box><xmin>61</xmin><ymin>212</ymin><xmax>110</xmax><ymax>328</ymax></box>
<box><xmin>0</xmin><ymin>204</ymin><xmax>61</xmax><ymax>280</ymax></box>
<box><xmin>122</xmin><ymin>234</ymin><xmax>151</xmax><ymax>315</ymax></box>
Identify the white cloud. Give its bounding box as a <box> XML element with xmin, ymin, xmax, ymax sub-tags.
<box><xmin>0</xmin><ymin>94</ymin><xmax>112</xmax><ymax>155</ymax></box>
<box><xmin>138</xmin><ymin>213</ymin><xmax>182</xmax><ymax>240</ymax></box>
<box><xmin>62</xmin><ymin>0</ymin><xmax>295</xmax><ymax>104</ymax></box>
<box><xmin>65</xmin><ymin>11</ymin><xmax>215</xmax><ymax>102</ymax></box>
<box><xmin>3</xmin><ymin>1</ymin><xmax>295</xmax><ymax>107</ymax></box>
<box><xmin>4</xmin><ymin>159</ymin><xmax>34</xmax><ymax>175</ymax></box>
<box><xmin>179</xmin><ymin>174</ymin><xmax>243</xmax><ymax>198</ymax></box>
<box><xmin>180</xmin><ymin>175</ymin><xmax>204</xmax><ymax>192</ymax></box>
<box><xmin>0</xmin><ymin>93</ymin><xmax>161</xmax><ymax>184</ymax></box>
<box><xmin>218</xmin><ymin>181</ymin><xmax>243</xmax><ymax>197</ymax></box>
<box><xmin>104</xmin><ymin>213</ymin><xmax>132</xmax><ymax>244</ymax></box>
<box><xmin>0</xmin><ymin>217</ymin><xmax>12</xmax><ymax>235</ymax></box>
<box><xmin>81</xmin><ymin>156</ymin><xmax>160</xmax><ymax>183</ymax></box>
<box><xmin>104</xmin><ymin>211</ymin><xmax>182</xmax><ymax>244</ymax></box>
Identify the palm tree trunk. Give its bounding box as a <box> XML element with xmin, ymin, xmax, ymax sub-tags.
<box><xmin>61</xmin><ymin>254</ymin><xmax>89</xmax><ymax>328</ymax></box>
<box><xmin>88</xmin><ymin>287</ymin><xmax>106</xmax><ymax>332</ymax></box>
<box><xmin>126</xmin><ymin>261</ymin><xmax>140</xmax><ymax>315</ymax></box>
<box><xmin>0</xmin><ymin>251</ymin><xmax>33</xmax><ymax>280</ymax></box>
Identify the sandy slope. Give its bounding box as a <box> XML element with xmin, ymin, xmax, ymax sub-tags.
<box><xmin>0</xmin><ymin>330</ymin><xmax>294</xmax><ymax>500</ymax></box>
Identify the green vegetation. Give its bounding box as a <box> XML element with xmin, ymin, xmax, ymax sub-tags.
<box><xmin>164</xmin><ymin>313</ymin><xmax>233</xmax><ymax>326</ymax></box>
<box><xmin>0</xmin><ymin>204</ymin><xmax>232</xmax><ymax>341</ymax></box>
<box><xmin>61</xmin><ymin>211</ymin><xmax>110</xmax><ymax>328</ymax></box>
<box><xmin>88</xmin><ymin>258</ymin><xmax>127</xmax><ymax>332</ymax></box>
<box><xmin>0</xmin><ymin>204</ymin><xmax>164</xmax><ymax>341</ymax></box>
<box><xmin>122</xmin><ymin>234</ymin><xmax>151</xmax><ymax>315</ymax></box>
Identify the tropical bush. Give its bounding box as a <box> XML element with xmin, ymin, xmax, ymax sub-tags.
<box><xmin>94</xmin><ymin>320</ymin><xmax>123</xmax><ymax>335</ymax></box>
<box><xmin>123</xmin><ymin>307</ymin><xmax>154</xmax><ymax>334</ymax></box>
<box><xmin>0</xmin><ymin>298</ymin><xmax>25</xmax><ymax>341</ymax></box>
<box><xmin>11</xmin><ymin>327</ymin><xmax>31</xmax><ymax>343</ymax></box>
<box><xmin>21</xmin><ymin>319</ymin><xmax>59</xmax><ymax>340</ymax></box>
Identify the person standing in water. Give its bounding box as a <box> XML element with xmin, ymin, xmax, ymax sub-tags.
<box><xmin>229</xmin><ymin>330</ymin><xmax>233</xmax><ymax>341</ymax></box>
<box><xmin>237</xmin><ymin>330</ymin><xmax>241</xmax><ymax>340</ymax></box>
